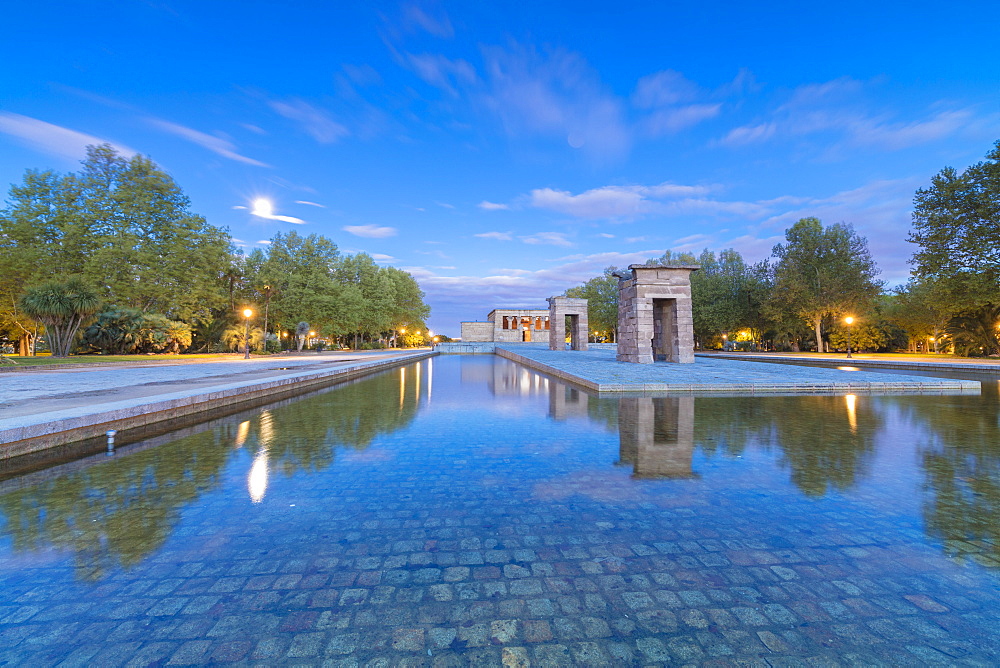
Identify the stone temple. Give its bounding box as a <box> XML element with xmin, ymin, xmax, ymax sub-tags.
<box><xmin>461</xmin><ymin>309</ymin><xmax>552</xmax><ymax>343</ymax></box>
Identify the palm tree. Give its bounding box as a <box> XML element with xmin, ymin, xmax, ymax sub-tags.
<box><xmin>19</xmin><ymin>278</ymin><xmax>101</xmax><ymax>357</ymax></box>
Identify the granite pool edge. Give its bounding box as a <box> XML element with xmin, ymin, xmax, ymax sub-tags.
<box><xmin>0</xmin><ymin>351</ymin><xmax>437</xmax><ymax>459</ymax></box>
<box><xmin>496</xmin><ymin>347</ymin><xmax>979</xmax><ymax>395</ymax></box>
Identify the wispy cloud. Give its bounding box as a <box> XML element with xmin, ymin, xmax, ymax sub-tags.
<box><xmin>269</xmin><ymin>98</ymin><xmax>349</xmax><ymax>143</ymax></box>
<box><xmin>435</xmin><ymin>201</ymin><xmax>455</xmax><ymax>209</ymax></box>
<box><xmin>528</xmin><ymin>182</ymin><xmax>716</xmax><ymax>220</ymax></box>
<box><xmin>480</xmin><ymin>43</ymin><xmax>630</xmax><ymax>160</ymax></box>
<box><xmin>148</xmin><ymin>119</ymin><xmax>269</xmax><ymax>166</ymax></box>
<box><xmin>520</xmin><ymin>231</ymin><xmax>573</xmax><ymax>247</ymax></box>
<box><xmin>295</xmin><ymin>200</ymin><xmax>326</xmax><ymax>208</ymax></box>
<box><xmin>475</xmin><ymin>231</ymin><xmax>513</xmax><ymax>241</ymax></box>
<box><xmin>0</xmin><ymin>112</ymin><xmax>135</xmax><ymax>161</ymax></box>
<box><xmin>478</xmin><ymin>200</ymin><xmax>509</xmax><ymax>211</ymax></box>
<box><xmin>405</xmin><ymin>53</ymin><xmax>478</xmax><ymax>96</ymax></box>
<box><xmin>401</xmin><ymin>4</ymin><xmax>453</xmax><ymax>38</ymax></box>
<box><xmin>343</xmin><ymin>224</ymin><xmax>397</xmax><ymax>238</ymax></box>
<box><xmin>717</xmin><ymin>76</ymin><xmax>974</xmax><ymax>152</ymax></box>
<box><xmin>371</xmin><ymin>253</ymin><xmax>396</xmax><ymax>261</ymax></box>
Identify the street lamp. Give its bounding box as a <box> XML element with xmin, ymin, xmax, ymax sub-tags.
<box><xmin>844</xmin><ymin>316</ymin><xmax>854</xmax><ymax>359</ymax></box>
<box><xmin>261</xmin><ymin>285</ymin><xmax>272</xmax><ymax>353</ymax></box>
<box><xmin>243</xmin><ymin>308</ymin><xmax>253</xmax><ymax>359</ymax></box>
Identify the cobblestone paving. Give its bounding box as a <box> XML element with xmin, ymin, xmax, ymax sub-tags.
<box><xmin>498</xmin><ymin>345</ymin><xmax>978</xmax><ymax>393</ymax></box>
<box><xmin>0</xmin><ymin>356</ymin><xmax>997</xmax><ymax>666</ymax></box>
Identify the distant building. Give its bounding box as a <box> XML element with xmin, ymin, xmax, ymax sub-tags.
<box><xmin>461</xmin><ymin>309</ymin><xmax>551</xmax><ymax>343</ymax></box>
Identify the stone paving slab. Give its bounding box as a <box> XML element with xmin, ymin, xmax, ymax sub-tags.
<box><xmin>704</xmin><ymin>351</ymin><xmax>1000</xmax><ymax>375</ymax></box>
<box><xmin>0</xmin><ymin>351</ymin><xmax>436</xmax><ymax>456</ymax></box>
<box><xmin>497</xmin><ymin>345</ymin><xmax>980</xmax><ymax>394</ymax></box>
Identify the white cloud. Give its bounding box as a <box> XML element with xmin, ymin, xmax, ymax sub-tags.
<box><xmin>625</xmin><ymin>236</ymin><xmax>646</xmax><ymax>243</ymax></box>
<box><xmin>295</xmin><ymin>200</ymin><xmax>326</xmax><ymax>208</ymax></box>
<box><xmin>371</xmin><ymin>253</ymin><xmax>396</xmax><ymax>261</ymax></box>
<box><xmin>520</xmin><ymin>231</ymin><xmax>573</xmax><ymax>247</ymax></box>
<box><xmin>528</xmin><ymin>182</ymin><xmax>715</xmax><ymax>220</ymax></box>
<box><xmin>0</xmin><ymin>112</ymin><xmax>135</xmax><ymax>162</ymax></box>
<box><xmin>435</xmin><ymin>201</ymin><xmax>455</xmax><ymax>209</ymax></box>
<box><xmin>475</xmin><ymin>231</ymin><xmax>513</xmax><ymax>241</ymax></box>
<box><xmin>269</xmin><ymin>98</ymin><xmax>349</xmax><ymax>143</ymax></box>
<box><xmin>478</xmin><ymin>200</ymin><xmax>509</xmax><ymax>210</ymax></box>
<box><xmin>148</xmin><ymin>119</ymin><xmax>269</xmax><ymax>166</ymax></box>
<box><xmin>343</xmin><ymin>224</ymin><xmax>397</xmax><ymax>238</ymax></box>
<box><xmin>597</xmin><ymin>233</ymin><xmax>615</xmax><ymax>238</ymax></box>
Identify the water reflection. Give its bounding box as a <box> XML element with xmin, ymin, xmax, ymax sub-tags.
<box><xmin>894</xmin><ymin>392</ymin><xmax>1000</xmax><ymax>565</ymax></box>
<box><xmin>0</xmin><ymin>426</ymin><xmax>233</xmax><ymax>581</ymax></box>
<box><xmin>0</xmin><ymin>362</ymin><xmax>429</xmax><ymax>579</ymax></box>
<box><xmin>617</xmin><ymin>397</ymin><xmax>696</xmax><ymax>478</ymax></box>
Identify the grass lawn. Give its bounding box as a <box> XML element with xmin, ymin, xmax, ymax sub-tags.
<box><xmin>0</xmin><ymin>353</ymin><xmax>241</xmax><ymax>367</ymax></box>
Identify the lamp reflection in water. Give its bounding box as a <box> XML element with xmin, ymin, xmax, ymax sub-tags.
<box><xmin>234</xmin><ymin>420</ymin><xmax>250</xmax><ymax>448</ymax></box>
<box><xmin>617</xmin><ymin>396</ymin><xmax>696</xmax><ymax>478</ymax></box>
<box><xmin>845</xmin><ymin>394</ymin><xmax>858</xmax><ymax>433</ymax></box>
<box><xmin>248</xmin><ymin>410</ymin><xmax>275</xmax><ymax>503</ymax></box>
<box><xmin>399</xmin><ymin>367</ymin><xmax>406</xmax><ymax>408</ymax></box>
<box><xmin>426</xmin><ymin>358</ymin><xmax>433</xmax><ymax>403</ymax></box>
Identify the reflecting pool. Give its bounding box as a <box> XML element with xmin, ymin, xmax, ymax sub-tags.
<box><xmin>1</xmin><ymin>355</ymin><xmax>999</xmax><ymax>665</ymax></box>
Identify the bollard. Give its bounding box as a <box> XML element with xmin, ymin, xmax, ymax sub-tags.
<box><xmin>106</xmin><ymin>429</ymin><xmax>117</xmax><ymax>455</ymax></box>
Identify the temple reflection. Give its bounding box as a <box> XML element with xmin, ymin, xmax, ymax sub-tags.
<box><xmin>616</xmin><ymin>397</ymin><xmax>696</xmax><ymax>478</ymax></box>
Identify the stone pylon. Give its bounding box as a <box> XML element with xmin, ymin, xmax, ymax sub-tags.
<box><xmin>615</xmin><ymin>264</ymin><xmax>698</xmax><ymax>363</ymax></box>
<box><xmin>547</xmin><ymin>296</ymin><xmax>589</xmax><ymax>351</ymax></box>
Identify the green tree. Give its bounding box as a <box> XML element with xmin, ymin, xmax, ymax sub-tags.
<box><xmin>19</xmin><ymin>278</ymin><xmax>101</xmax><ymax>357</ymax></box>
<box><xmin>260</xmin><ymin>231</ymin><xmax>342</xmax><ymax>335</ymax></box>
<box><xmin>909</xmin><ymin>140</ymin><xmax>1000</xmax><ymax>312</ymax></box>
<box><xmin>76</xmin><ymin>145</ymin><xmax>231</xmax><ymax>319</ymax></box>
<box><xmin>771</xmin><ymin>217</ymin><xmax>882</xmax><ymax>353</ymax></box>
<box><xmin>945</xmin><ymin>305</ymin><xmax>1000</xmax><ymax>357</ymax></box>
<box><xmin>0</xmin><ymin>145</ymin><xmax>232</xmax><ymax>323</ymax></box>
<box><xmin>884</xmin><ymin>280</ymin><xmax>952</xmax><ymax>352</ymax></box>
<box><xmin>689</xmin><ymin>249</ymin><xmax>772</xmax><ymax>348</ymax></box>
<box><xmin>565</xmin><ymin>267</ymin><xmax>620</xmax><ymax>341</ymax></box>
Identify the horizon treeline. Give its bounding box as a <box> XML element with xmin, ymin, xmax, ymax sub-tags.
<box><xmin>568</xmin><ymin>139</ymin><xmax>1000</xmax><ymax>357</ymax></box>
<box><xmin>0</xmin><ymin>144</ymin><xmax>430</xmax><ymax>355</ymax></box>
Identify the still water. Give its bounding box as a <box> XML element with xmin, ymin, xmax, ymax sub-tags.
<box><xmin>0</xmin><ymin>355</ymin><xmax>998</xmax><ymax>665</ymax></box>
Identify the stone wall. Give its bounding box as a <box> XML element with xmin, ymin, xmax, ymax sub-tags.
<box><xmin>460</xmin><ymin>321</ymin><xmax>494</xmax><ymax>342</ymax></box>
<box><xmin>616</xmin><ymin>264</ymin><xmax>698</xmax><ymax>364</ymax></box>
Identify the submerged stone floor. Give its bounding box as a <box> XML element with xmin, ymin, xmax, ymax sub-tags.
<box><xmin>497</xmin><ymin>345</ymin><xmax>980</xmax><ymax>394</ymax></box>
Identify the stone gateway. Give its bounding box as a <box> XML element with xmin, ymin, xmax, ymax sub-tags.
<box><xmin>615</xmin><ymin>264</ymin><xmax>698</xmax><ymax>364</ymax></box>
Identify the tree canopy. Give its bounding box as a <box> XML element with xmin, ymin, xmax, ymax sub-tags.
<box><xmin>771</xmin><ymin>217</ymin><xmax>882</xmax><ymax>352</ymax></box>
<box><xmin>909</xmin><ymin>140</ymin><xmax>1000</xmax><ymax>311</ymax></box>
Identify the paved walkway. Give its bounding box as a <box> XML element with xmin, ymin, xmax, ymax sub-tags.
<box><xmin>0</xmin><ymin>351</ymin><xmax>435</xmax><ymax>455</ymax></box>
<box><xmin>497</xmin><ymin>345</ymin><xmax>979</xmax><ymax>394</ymax></box>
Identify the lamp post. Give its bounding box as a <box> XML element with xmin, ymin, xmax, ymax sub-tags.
<box><xmin>261</xmin><ymin>285</ymin><xmax>271</xmax><ymax>353</ymax></box>
<box><xmin>243</xmin><ymin>308</ymin><xmax>253</xmax><ymax>359</ymax></box>
<box><xmin>844</xmin><ymin>316</ymin><xmax>854</xmax><ymax>359</ymax></box>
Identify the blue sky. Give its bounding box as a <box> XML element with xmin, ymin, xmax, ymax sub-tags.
<box><xmin>2</xmin><ymin>2</ymin><xmax>998</xmax><ymax>334</ymax></box>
